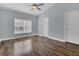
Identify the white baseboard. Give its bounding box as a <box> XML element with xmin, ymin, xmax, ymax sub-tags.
<box><xmin>47</xmin><ymin>36</ymin><xmax>66</xmax><ymax>42</ymax></box>
<box><xmin>0</xmin><ymin>34</ymin><xmax>65</xmax><ymax>43</ymax></box>
<box><xmin>66</xmin><ymin>40</ymin><xmax>79</xmax><ymax>45</ymax></box>
<box><xmin>37</xmin><ymin>34</ymin><xmax>43</xmax><ymax>36</ymax></box>
<box><xmin>0</xmin><ymin>34</ymin><xmax>37</xmax><ymax>42</ymax></box>
<box><xmin>38</xmin><ymin>34</ymin><xmax>79</xmax><ymax>45</ymax></box>
<box><xmin>1</xmin><ymin>34</ymin><xmax>78</xmax><ymax>45</ymax></box>
<box><xmin>37</xmin><ymin>34</ymin><xmax>66</xmax><ymax>42</ymax></box>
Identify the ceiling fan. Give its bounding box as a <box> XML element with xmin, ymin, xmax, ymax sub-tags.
<box><xmin>24</xmin><ymin>3</ymin><xmax>44</xmax><ymax>11</ymax></box>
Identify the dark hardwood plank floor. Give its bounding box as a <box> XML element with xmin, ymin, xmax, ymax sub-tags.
<box><xmin>0</xmin><ymin>36</ymin><xmax>79</xmax><ymax>56</ymax></box>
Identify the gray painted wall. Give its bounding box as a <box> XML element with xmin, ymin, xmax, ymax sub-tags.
<box><xmin>0</xmin><ymin>9</ymin><xmax>38</xmax><ymax>39</ymax></box>
<box><xmin>1</xmin><ymin>3</ymin><xmax>79</xmax><ymax>41</ymax></box>
<box><xmin>39</xmin><ymin>3</ymin><xmax>79</xmax><ymax>39</ymax></box>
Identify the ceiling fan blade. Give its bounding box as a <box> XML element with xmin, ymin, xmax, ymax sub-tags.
<box><xmin>24</xmin><ymin>3</ymin><xmax>44</xmax><ymax>7</ymax></box>
<box><xmin>32</xmin><ymin>6</ymin><xmax>41</xmax><ymax>11</ymax></box>
<box><xmin>37</xmin><ymin>7</ymin><xmax>41</xmax><ymax>11</ymax></box>
<box><xmin>24</xmin><ymin>3</ymin><xmax>43</xmax><ymax>11</ymax></box>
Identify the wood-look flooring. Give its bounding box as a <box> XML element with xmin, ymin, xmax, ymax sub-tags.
<box><xmin>0</xmin><ymin>36</ymin><xmax>79</xmax><ymax>56</ymax></box>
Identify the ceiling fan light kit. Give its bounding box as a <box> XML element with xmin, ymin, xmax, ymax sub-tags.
<box><xmin>32</xmin><ymin>5</ymin><xmax>38</xmax><ymax>11</ymax></box>
<box><xmin>25</xmin><ymin>3</ymin><xmax>44</xmax><ymax>11</ymax></box>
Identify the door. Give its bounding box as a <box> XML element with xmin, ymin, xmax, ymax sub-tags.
<box><xmin>38</xmin><ymin>17</ymin><xmax>49</xmax><ymax>37</ymax></box>
<box><xmin>65</xmin><ymin>10</ymin><xmax>79</xmax><ymax>44</ymax></box>
<box><xmin>43</xmin><ymin>17</ymin><xmax>49</xmax><ymax>36</ymax></box>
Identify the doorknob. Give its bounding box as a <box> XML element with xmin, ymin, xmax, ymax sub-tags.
<box><xmin>66</xmin><ymin>27</ymin><xmax>68</xmax><ymax>31</ymax></box>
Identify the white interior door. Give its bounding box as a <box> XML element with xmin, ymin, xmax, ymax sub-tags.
<box><xmin>43</xmin><ymin>17</ymin><xmax>49</xmax><ymax>36</ymax></box>
<box><xmin>65</xmin><ymin>10</ymin><xmax>79</xmax><ymax>44</ymax></box>
<box><xmin>38</xmin><ymin>17</ymin><xmax>49</xmax><ymax>37</ymax></box>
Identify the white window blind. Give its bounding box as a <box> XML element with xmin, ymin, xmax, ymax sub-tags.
<box><xmin>14</xmin><ymin>18</ymin><xmax>32</xmax><ymax>34</ymax></box>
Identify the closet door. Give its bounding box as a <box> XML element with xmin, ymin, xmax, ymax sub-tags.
<box><xmin>65</xmin><ymin>10</ymin><xmax>79</xmax><ymax>44</ymax></box>
<box><xmin>38</xmin><ymin>17</ymin><xmax>49</xmax><ymax>37</ymax></box>
<box><xmin>42</xmin><ymin>17</ymin><xmax>49</xmax><ymax>37</ymax></box>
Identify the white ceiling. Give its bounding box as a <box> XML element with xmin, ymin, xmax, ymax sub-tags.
<box><xmin>0</xmin><ymin>3</ymin><xmax>54</xmax><ymax>16</ymax></box>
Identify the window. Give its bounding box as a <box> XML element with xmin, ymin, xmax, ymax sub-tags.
<box><xmin>14</xmin><ymin>18</ymin><xmax>32</xmax><ymax>34</ymax></box>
